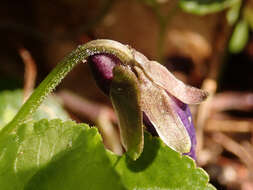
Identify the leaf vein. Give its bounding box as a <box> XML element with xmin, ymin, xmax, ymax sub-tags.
<box><xmin>37</xmin><ymin>138</ymin><xmax>42</xmax><ymax>167</ymax></box>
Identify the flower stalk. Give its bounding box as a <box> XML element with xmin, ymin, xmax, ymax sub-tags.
<box><xmin>1</xmin><ymin>40</ymin><xmax>133</xmax><ymax>135</ymax></box>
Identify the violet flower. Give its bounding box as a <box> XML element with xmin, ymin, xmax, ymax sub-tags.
<box><xmin>88</xmin><ymin>50</ymin><xmax>208</xmax><ymax>160</ymax></box>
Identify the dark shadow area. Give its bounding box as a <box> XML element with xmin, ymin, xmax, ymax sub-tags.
<box><xmin>125</xmin><ymin>133</ymin><xmax>160</xmax><ymax>172</ymax></box>
<box><xmin>24</xmin><ymin>128</ymin><xmax>126</xmax><ymax>190</ymax></box>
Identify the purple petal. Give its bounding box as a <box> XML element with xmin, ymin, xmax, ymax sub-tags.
<box><xmin>143</xmin><ymin>91</ymin><xmax>197</xmax><ymax>160</ymax></box>
<box><xmin>143</xmin><ymin>112</ymin><xmax>158</xmax><ymax>137</ymax></box>
<box><xmin>88</xmin><ymin>53</ymin><xmax>121</xmax><ymax>94</ymax></box>
<box><xmin>170</xmin><ymin>96</ymin><xmax>196</xmax><ymax>160</ymax></box>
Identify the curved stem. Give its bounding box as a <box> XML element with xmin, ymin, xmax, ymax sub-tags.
<box><xmin>1</xmin><ymin>39</ymin><xmax>134</xmax><ymax>135</ymax></box>
<box><xmin>152</xmin><ymin>3</ymin><xmax>178</xmax><ymax>64</ymax></box>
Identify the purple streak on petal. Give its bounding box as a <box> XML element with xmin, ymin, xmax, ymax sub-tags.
<box><xmin>143</xmin><ymin>112</ymin><xmax>158</xmax><ymax>137</ymax></box>
<box><xmin>170</xmin><ymin>96</ymin><xmax>197</xmax><ymax>160</ymax></box>
<box><xmin>88</xmin><ymin>53</ymin><xmax>121</xmax><ymax>95</ymax></box>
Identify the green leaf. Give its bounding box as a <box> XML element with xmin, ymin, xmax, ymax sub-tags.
<box><xmin>0</xmin><ymin>119</ymin><xmax>215</xmax><ymax>189</ymax></box>
<box><xmin>179</xmin><ymin>0</ymin><xmax>239</xmax><ymax>15</ymax></box>
<box><xmin>110</xmin><ymin>133</ymin><xmax>215</xmax><ymax>190</ymax></box>
<box><xmin>110</xmin><ymin>65</ymin><xmax>143</xmax><ymax>160</ymax></box>
<box><xmin>205</xmin><ymin>184</ymin><xmax>217</xmax><ymax>190</ymax></box>
<box><xmin>229</xmin><ymin>19</ymin><xmax>249</xmax><ymax>53</ymax></box>
<box><xmin>0</xmin><ymin>90</ymin><xmax>69</xmax><ymax>130</ymax></box>
<box><xmin>226</xmin><ymin>0</ymin><xmax>241</xmax><ymax>25</ymax></box>
<box><xmin>0</xmin><ymin>119</ymin><xmax>124</xmax><ymax>190</ymax></box>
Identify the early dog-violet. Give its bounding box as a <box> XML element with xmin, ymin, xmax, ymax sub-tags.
<box><xmin>3</xmin><ymin>39</ymin><xmax>207</xmax><ymax>161</ymax></box>
<box><xmin>88</xmin><ymin>50</ymin><xmax>207</xmax><ymax>160</ymax></box>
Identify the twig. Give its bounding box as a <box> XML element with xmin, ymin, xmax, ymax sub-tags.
<box><xmin>18</xmin><ymin>48</ymin><xmax>37</xmax><ymax>102</ymax></box>
<box><xmin>242</xmin><ymin>141</ymin><xmax>253</xmax><ymax>159</ymax></box>
<box><xmin>195</xmin><ymin>12</ymin><xmax>230</xmax><ymax>156</ymax></box>
<box><xmin>196</xmin><ymin>9</ymin><xmax>239</xmax><ymax>156</ymax></box>
<box><xmin>205</xmin><ymin>119</ymin><xmax>253</xmax><ymax>133</ymax></box>
<box><xmin>215</xmin><ymin>157</ymin><xmax>251</xmax><ymax>188</ymax></box>
<box><xmin>212</xmin><ymin>132</ymin><xmax>253</xmax><ymax>170</ymax></box>
<box><xmin>196</xmin><ymin>78</ymin><xmax>217</xmax><ymax>156</ymax></box>
<box><xmin>197</xmin><ymin>136</ymin><xmax>223</xmax><ymax>166</ymax></box>
<box><xmin>211</xmin><ymin>92</ymin><xmax>253</xmax><ymax>112</ymax></box>
<box><xmin>57</xmin><ymin>90</ymin><xmax>116</xmax><ymax>122</ymax></box>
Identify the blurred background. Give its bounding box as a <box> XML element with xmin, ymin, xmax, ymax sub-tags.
<box><xmin>0</xmin><ymin>0</ymin><xmax>253</xmax><ymax>189</ymax></box>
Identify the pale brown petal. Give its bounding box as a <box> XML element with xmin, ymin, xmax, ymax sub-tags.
<box><xmin>134</xmin><ymin>66</ymin><xmax>191</xmax><ymax>153</ymax></box>
<box><xmin>133</xmin><ymin>50</ymin><xmax>208</xmax><ymax>105</ymax></box>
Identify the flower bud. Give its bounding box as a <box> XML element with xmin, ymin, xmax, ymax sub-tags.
<box><xmin>88</xmin><ymin>53</ymin><xmax>121</xmax><ymax>95</ymax></box>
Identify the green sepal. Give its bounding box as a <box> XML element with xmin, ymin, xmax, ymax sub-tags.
<box><xmin>110</xmin><ymin>65</ymin><xmax>143</xmax><ymax>160</ymax></box>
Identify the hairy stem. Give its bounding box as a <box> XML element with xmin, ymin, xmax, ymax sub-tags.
<box><xmin>1</xmin><ymin>39</ymin><xmax>133</xmax><ymax>135</ymax></box>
